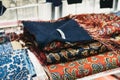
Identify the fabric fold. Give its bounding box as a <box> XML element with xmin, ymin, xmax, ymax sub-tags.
<box><xmin>45</xmin><ymin>41</ymin><xmax>108</xmax><ymax>64</ymax></box>
<box><xmin>74</xmin><ymin>13</ymin><xmax>120</xmax><ymax>54</ymax></box>
<box><xmin>20</xmin><ymin>13</ymin><xmax>120</xmax><ymax>79</ymax></box>
<box><xmin>22</xmin><ymin>19</ymin><xmax>92</xmax><ymax>49</ymax></box>
<box><xmin>46</xmin><ymin>51</ymin><xmax>120</xmax><ymax>80</ymax></box>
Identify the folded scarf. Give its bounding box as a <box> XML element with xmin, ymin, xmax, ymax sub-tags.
<box><xmin>21</xmin><ymin>13</ymin><xmax>120</xmax><ymax>65</ymax></box>
<box><xmin>22</xmin><ymin>19</ymin><xmax>93</xmax><ymax>49</ymax></box>
<box><xmin>74</xmin><ymin>13</ymin><xmax>120</xmax><ymax>54</ymax></box>
<box><xmin>46</xmin><ymin>51</ymin><xmax>120</xmax><ymax>80</ymax></box>
<box><xmin>45</xmin><ymin>41</ymin><xmax>108</xmax><ymax>64</ymax></box>
<box><xmin>20</xmin><ymin>29</ymin><xmax>94</xmax><ymax>53</ymax></box>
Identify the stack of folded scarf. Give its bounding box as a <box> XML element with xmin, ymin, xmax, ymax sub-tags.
<box><xmin>21</xmin><ymin>13</ymin><xmax>120</xmax><ymax>80</ymax></box>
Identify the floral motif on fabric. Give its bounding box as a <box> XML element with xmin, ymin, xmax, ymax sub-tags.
<box><xmin>0</xmin><ymin>35</ymin><xmax>36</xmax><ymax>80</ymax></box>
<box><xmin>47</xmin><ymin>51</ymin><xmax>120</xmax><ymax>80</ymax></box>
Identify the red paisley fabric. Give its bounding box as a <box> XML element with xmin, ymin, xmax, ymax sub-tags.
<box><xmin>74</xmin><ymin>14</ymin><xmax>120</xmax><ymax>53</ymax></box>
<box><xmin>19</xmin><ymin>13</ymin><xmax>120</xmax><ymax>80</ymax></box>
<box><xmin>46</xmin><ymin>51</ymin><xmax>120</xmax><ymax>80</ymax></box>
<box><xmin>45</xmin><ymin>41</ymin><xmax>108</xmax><ymax>64</ymax></box>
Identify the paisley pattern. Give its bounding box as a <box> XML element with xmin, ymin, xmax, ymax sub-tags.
<box><xmin>19</xmin><ymin>13</ymin><xmax>120</xmax><ymax>80</ymax></box>
<box><xmin>0</xmin><ymin>33</ymin><xmax>36</xmax><ymax>80</ymax></box>
<box><xmin>47</xmin><ymin>51</ymin><xmax>120</xmax><ymax>80</ymax></box>
<box><xmin>20</xmin><ymin>13</ymin><xmax>120</xmax><ymax>63</ymax></box>
<box><xmin>20</xmin><ymin>30</ymin><xmax>93</xmax><ymax>53</ymax></box>
<box><xmin>43</xmin><ymin>41</ymin><xmax>93</xmax><ymax>53</ymax></box>
<box><xmin>45</xmin><ymin>42</ymin><xmax>108</xmax><ymax>64</ymax></box>
<box><xmin>74</xmin><ymin>13</ymin><xmax>120</xmax><ymax>53</ymax></box>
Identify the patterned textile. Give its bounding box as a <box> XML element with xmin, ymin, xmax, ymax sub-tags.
<box><xmin>20</xmin><ymin>32</ymin><xmax>109</xmax><ymax>65</ymax></box>
<box><xmin>47</xmin><ymin>51</ymin><xmax>120</xmax><ymax>80</ymax></box>
<box><xmin>44</xmin><ymin>41</ymin><xmax>82</xmax><ymax>52</ymax></box>
<box><xmin>0</xmin><ymin>33</ymin><xmax>36</xmax><ymax>80</ymax></box>
<box><xmin>21</xmin><ymin>13</ymin><xmax>120</xmax><ymax>54</ymax></box>
<box><xmin>43</xmin><ymin>40</ymin><xmax>94</xmax><ymax>53</ymax></box>
<box><xmin>20</xmin><ymin>31</ymin><xmax>93</xmax><ymax>53</ymax></box>
<box><xmin>22</xmin><ymin>19</ymin><xmax>92</xmax><ymax>49</ymax></box>
<box><xmin>22</xmin><ymin>19</ymin><xmax>73</xmax><ymax>49</ymax></box>
<box><xmin>19</xmin><ymin>13</ymin><xmax>120</xmax><ymax>79</ymax></box>
<box><xmin>74</xmin><ymin>13</ymin><xmax>120</xmax><ymax>53</ymax></box>
<box><xmin>45</xmin><ymin>42</ymin><xmax>108</xmax><ymax>64</ymax></box>
<box><xmin>21</xmin><ymin>13</ymin><xmax>120</xmax><ymax>65</ymax></box>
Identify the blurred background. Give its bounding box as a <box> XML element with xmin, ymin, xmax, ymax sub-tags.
<box><xmin>0</xmin><ymin>0</ymin><xmax>120</xmax><ymax>27</ymax></box>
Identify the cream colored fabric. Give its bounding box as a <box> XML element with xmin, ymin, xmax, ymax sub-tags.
<box><xmin>11</xmin><ymin>40</ymin><xmax>23</xmax><ymax>50</ymax></box>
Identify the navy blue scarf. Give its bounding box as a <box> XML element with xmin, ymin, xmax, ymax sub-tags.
<box><xmin>22</xmin><ymin>19</ymin><xmax>92</xmax><ymax>49</ymax></box>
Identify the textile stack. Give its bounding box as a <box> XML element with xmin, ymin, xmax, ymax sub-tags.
<box><xmin>21</xmin><ymin>12</ymin><xmax>120</xmax><ymax>80</ymax></box>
